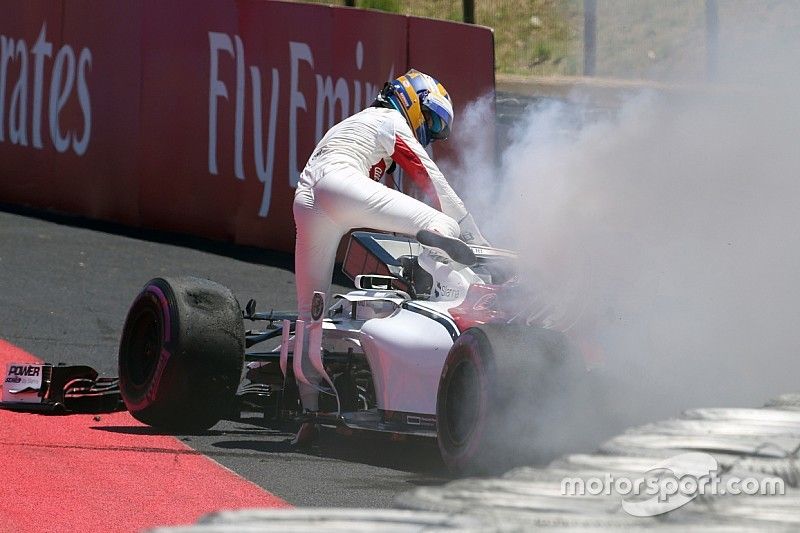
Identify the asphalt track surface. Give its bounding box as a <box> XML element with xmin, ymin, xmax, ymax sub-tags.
<box><xmin>0</xmin><ymin>207</ymin><xmax>450</xmax><ymax>528</ymax></box>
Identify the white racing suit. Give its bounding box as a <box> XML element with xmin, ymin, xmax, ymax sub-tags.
<box><xmin>293</xmin><ymin>106</ymin><xmax>484</xmax><ymax>411</ymax></box>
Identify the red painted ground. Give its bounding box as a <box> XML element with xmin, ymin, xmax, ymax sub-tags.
<box><xmin>0</xmin><ymin>339</ymin><xmax>290</xmax><ymax>533</ymax></box>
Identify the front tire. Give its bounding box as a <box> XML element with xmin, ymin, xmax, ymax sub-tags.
<box><xmin>436</xmin><ymin>325</ymin><xmax>582</xmax><ymax>475</ymax></box>
<box><xmin>118</xmin><ymin>277</ymin><xmax>244</xmax><ymax>431</ymax></box>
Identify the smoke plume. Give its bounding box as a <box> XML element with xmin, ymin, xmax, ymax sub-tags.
<box><xmin>443</xmin><ymin>21</ymin><xmax>800</xmax><ymax>450</ymax></box>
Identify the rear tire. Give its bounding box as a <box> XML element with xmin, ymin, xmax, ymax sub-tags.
<box><xmin>118</xmin><ymin>277</ymin><xmax>244</xmax><ymax>431</ymax></box>
<box><xmin>436</xmin><ymin>325</ymin><xmax>583</xmax><ymax>475</ymax></box>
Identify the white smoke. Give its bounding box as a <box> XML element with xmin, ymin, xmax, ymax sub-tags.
<box><xmin>444</xmin><ymin>23</ymin><xmax>800</xmax><ymax>442</ymax></box>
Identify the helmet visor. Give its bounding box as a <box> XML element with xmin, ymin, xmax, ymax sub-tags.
<box><xmin>424</xmin><ymin>109</ymin><xmax>451</xmax><ymax>142</ymax></box>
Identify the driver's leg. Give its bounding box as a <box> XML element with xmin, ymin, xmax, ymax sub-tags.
<box><xmin>294</xmin><ymin>182</ymin><xmax>344</xmax><ymax>415</ymax></box>
<box><xmin>294</xmin><ymin>184</ymin><xmax>343</xmax><ymax>323</ymax></box>
<box><xmin>318</xmin><ymin>170</ymin><xmax>460</xmax><ymax>239</ymax></box>
<box><xmin>296</xmin><ymin>169</ymin><xmax>452</xmax><ymax>309</ymax></box>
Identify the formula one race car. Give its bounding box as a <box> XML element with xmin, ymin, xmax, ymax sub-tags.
<box><xmin>117</xmin><ymin>230</ymin><xmax>587</xmax><ymax>474</ymax></box>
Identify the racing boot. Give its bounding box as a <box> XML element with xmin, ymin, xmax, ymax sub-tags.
<box><xmin>416</xmin><ymin>229</ymin><xmax>477</xmax><ymax>266</ymax></box>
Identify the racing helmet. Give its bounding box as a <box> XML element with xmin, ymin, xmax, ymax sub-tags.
<box><xmin>379</xmin><ymin>69</ymin><xmax>454</xmax><ymax>147</ymax></box>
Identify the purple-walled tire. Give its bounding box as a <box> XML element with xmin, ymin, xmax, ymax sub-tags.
<box><xmin>436</xmin><ymin>325</ymin><xmax>580</xmax><ymax>475</ymax></box>
<box><xmin>118</xmin><ymin>277</ymin><xmax>244</xmax><ymax>431</ymax></box>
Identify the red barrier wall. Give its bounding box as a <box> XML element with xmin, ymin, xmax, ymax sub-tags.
<box><xmin>0</xmin><ymin>1</ymin><xmax>494</xmax><ymax>252</ymax></box>
<box><xmin>60</xmin><ymin>0</ymin><xmax>142</xmax><ymax>225</ymax></box>
<box><xmin>0</xmin><ymin>1</ymin><xmax>63</xmax><ymax>209</ymax></box>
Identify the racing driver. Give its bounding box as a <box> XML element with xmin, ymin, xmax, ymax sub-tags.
<box><xmin>292</xmin><ymin>69</ymin><xmax>489</xmax><ymax>443</ymax></box>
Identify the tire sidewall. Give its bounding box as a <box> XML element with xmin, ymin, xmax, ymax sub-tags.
<box><xmin>437</xmin><ymin>328</ymin><xmax>495</xmax><ymax>473</ymax></box>
<box><xmin>118</xmin><ymin>276</ymin><xmax>244</xmax><ymax>431</ymax></box>
<box><xmin>119</xmin><ymin>280</ymin><xmax>178</xmax><ymax>414</ymax></box>
<box><xmin>437</xmin><ymin>325</ymin><xmax>578</xmax><ymax>475</ymax></box>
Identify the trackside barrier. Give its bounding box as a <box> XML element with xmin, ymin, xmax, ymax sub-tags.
<box><xmin>0</xmin><ymin>1</ymin><xmax>494</xmax><ymax>252</ymax></box>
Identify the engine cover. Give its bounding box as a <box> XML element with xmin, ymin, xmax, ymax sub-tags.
<box><xmin>359</xmin><ymin>308</ymin><xmax>454</xmax><ymax>415</ymax></box>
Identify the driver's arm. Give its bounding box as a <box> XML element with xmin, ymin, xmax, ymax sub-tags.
<box><xmin>389</xmin><ymin>117</ymin><xmax>490</xmax><ymax>246</ymax></box>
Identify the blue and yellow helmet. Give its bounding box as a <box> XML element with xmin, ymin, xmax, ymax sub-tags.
<box><xmin>383</xmin><ymin>69</ymin><xmax>453</xmax><ymax>147</ymax></box>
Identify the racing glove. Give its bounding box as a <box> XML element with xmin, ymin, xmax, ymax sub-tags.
<box><xmin>458</xmin><ymin>212</ymin><xmax>491</xmax><ymax>247</ymax></box>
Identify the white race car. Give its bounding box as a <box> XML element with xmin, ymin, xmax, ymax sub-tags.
<box><xmin>118</xmin><ymin>230</ymin><xmax>587</xmax><ymax>474</ymax></box>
